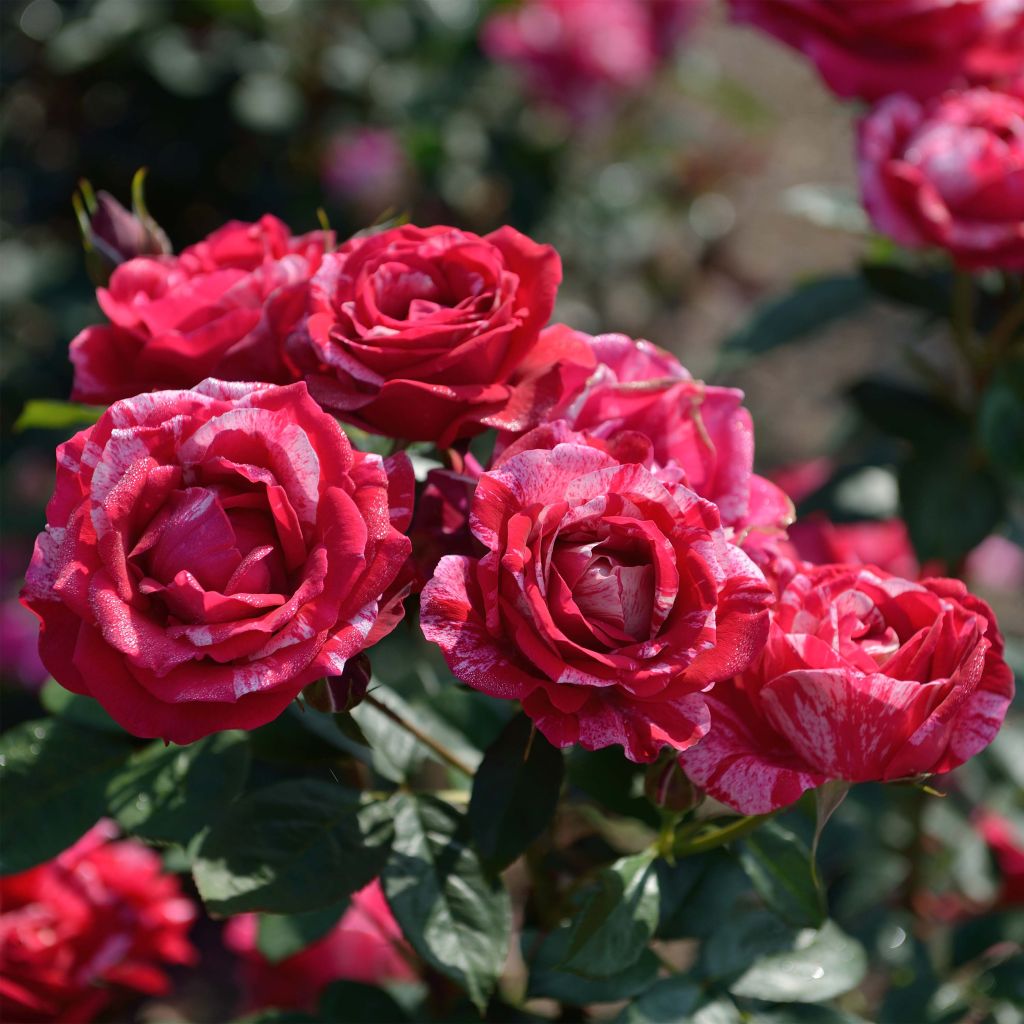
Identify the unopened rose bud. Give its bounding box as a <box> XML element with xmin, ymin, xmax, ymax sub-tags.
<box><xmin>645</xmin><ymin>754</ymin><xmax>703</xmax><ymax>813</ymax></box>
<box><xmin>303</xmin><ymin>653</ymin><xmax>372</xmax><ymax>714</ymax></box>
<box><xmin>73</xmin><ymin>170</ymin><xmax>171</xmax><ymax>283</ymax></box>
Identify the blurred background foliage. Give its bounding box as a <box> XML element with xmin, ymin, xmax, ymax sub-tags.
<box><xmin>1</xmin><ymin>3</ymin><xmax>1022</xmax><ymax>1021</ymax></box>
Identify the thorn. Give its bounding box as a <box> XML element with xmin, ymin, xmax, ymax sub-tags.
<box><xmin>523</xmin><ymin>721</ymin><xmax>537</xmax><ymax>762</ymax></box>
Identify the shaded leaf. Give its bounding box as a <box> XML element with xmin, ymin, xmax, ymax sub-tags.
<box><xmin>722</xmin><ymin>276</ymin><xmax>870</xmax><ymax>357</ymax></box>
<box><xmin>525</xmin><ymin>927</ymin><xmax>660</xmax><ymax>1004</ymax></box>
<box><xmin>978</xmin><ymin>359</ymin><xmax>1024</xmax><ymax>479</ymax></box>
<box><xmin>383</xmin><ymin>794</ymin><xmax>510</xmax><ymax>1013</ymax></box>
<box><xmin>0</xmin><ymin>718</ymin><xmax>134</xmax><ymax>875</ymax></box>
<box><xmin>469</xmin><ymin>713</ymin><xmax>563</xmax><ymax>872</ymax></box>
<box><xmin>612</xmin><ymin>976</ymin><xmax>704</xmax><ymax>1023</ymax></box>
<box><xmin>40</xmin><ymin>679</ymin><xmax>124</xmax><ymax>735</ymax></box>
<box><xmin>738</xmin><ymin>821</ymin><xmax>824</xmax><ymax>928</ymax></box>
<box><xmin>107</xmin><ymin>731</ymin><xmax>250</xmax><ymax>847</ymax></box>
<box><xmin>900</xmin><ymin>444</ymin><xmax>1003</xmax><ymax>565</ymax></box>
<box><xmin>558</xmin><ymin>851</ymin><xmax>660</xmax><ymax>978</ymax></box>
<box><xmin>848</xmin><ymin>379</ymin><xmax>965</xmax><ymax>445</ymax></box>
<box><xmin>257</xmin><ymin>902</ymin><xmax>348</xmax><ymax>964</ymax></box>
<box><xmin>318</xmin><ymin>981</ymin><xmax>411</xmax><ymax>1023</ymax></box>
<box><xmin>860</xmin><ymin>262</ymin><xmax>951</xmax><ymax>316</ymax></box>
<box><xmin>193</xmin><ymin>781</ymin><xmax>393</xmax><ymax>915</ymax></box>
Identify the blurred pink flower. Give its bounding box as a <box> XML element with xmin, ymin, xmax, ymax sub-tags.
<box><xmin>481</xmin><ymin>0</ymin><xmax>706</xmax><ymax>119</ymax></box>
<box><xmin>224</xmin><ymin>880</ymin><xmax>415</xmax><ymax>1014</ymax></box>
<box><xmin>321</xmin><ymin>129</ymin><xmax>408</xmax><ymax>210</ymax></box>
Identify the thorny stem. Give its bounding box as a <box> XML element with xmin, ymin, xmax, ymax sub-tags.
<box><xmin>672</xmin><ymin>813</ymin><xmax>772</xmax><ymax>857</ymax></box>
<box><xmin>363</xmin><ymin>693</ymin><xmax>475</xmax><ymax>777</ymax></box>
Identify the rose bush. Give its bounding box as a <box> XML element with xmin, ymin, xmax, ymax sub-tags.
<box><xmin>681</xmin><ymin>562</ymin><xmax>1015</xmax><ymax>813</ymax></box>
<box><xmin>0</xmin><ymin>822</ymin><xmax>196</xmax><ymax>1024</ymax></box>
<box><xmin>286</xmin><ymin>224</ymin><xmax>594</xmax><ymax>447</ymax></box>
<box><xmin>70</xmin><ymin>216</ymin><xmax>330</xmax><ymax>403</ymax></box>
<box><xmin>421</xmin><ymin>425</ymin><xmax>773</xmax><ymax>761</ymax></box>
<box><xmin>730</xmin><ymin>0</ymin><xmax>1024</xmax><ymax>101</ymax></box>
<box><xmin>858</xmin><ymin>84</ymin><xmax>1024</xmax><ymax>269</ymax></box>
<box><xmin>225</xmin><ymin>880</ymin><xmax>415</xmax><ymax>1013</ymax></box>
<box><xmin>21</xmin><ymin>378</ymin><xmax>412</xmax><ymax>743</ymax></box>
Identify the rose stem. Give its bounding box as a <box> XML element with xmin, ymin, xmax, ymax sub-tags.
<box><xmin>363</xmin><ymin>693</ymin><xmax>475</xmax><ymax>777</ymax></box>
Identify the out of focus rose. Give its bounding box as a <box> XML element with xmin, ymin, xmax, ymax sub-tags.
<box><xmin>730</xmin><ymin>0</ymin><xmax>1024</xmax><ymax>101</ymax></box>
<box><xmin>22</xmin><ymin>379</ymin><xmax>413</xmax><ymax>744</ymax></box>
<box><xmin>858</xmin><ymin>84</ymin><xmax>1024</xmax><ymax>269</ymax></box>
<box><xmin>225</xmin><ymin>880</ymin><xmax>415</xmax><ymax>1014</ymax></box>
<box><xmin>287</xmin><ymin>224</ymin><xmax>593</xmax><ymax>447</ymax></box>
<box><xmin>548</xmin><ymin>329</ymin><xmax>792</xmax><ymax>542</ymax></box>
<box><xmin>977</xmin><ymin>811</ymin><xmax>1024</xmax><ymax>906</ymax></box>
<box><xmin>481</xmin><ymin>0</ymin><xmax>705</xmax><ymax>119</ymax></box>
<box><xmin>421</xmin><ymin>426</ymin><xmax>773</xmax><ymax>762</ymax></box>
<box><xmin>70</xmin><ymin>215</ymin><xmax>331</xmax><ymax>403</ymax></box>
<box><xmin>0</xmin><ymin>823</ymin><xmax>196</xmax><ymax>1024</ymax></box>
<box><xmin>681</xmin><ymin>563</ymin><xmax>1015</xmax><ymax>813</ymax></box>
<box><xmin>321</xmin><ymin>129</ymin><xmax>408</xmax><ymax>211</ymax></box>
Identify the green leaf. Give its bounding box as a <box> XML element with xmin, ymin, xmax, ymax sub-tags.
<box><xmin>525</xmin><ymin>927</ymin><xmax>660</xmax><ymax>1004</ymax></box>
<box><xmin>860</xmin><ymin>262</ymin><xmax>952</xmax><ymax>316</ymax></box>
<box><xmin>0</xmin><ymin>718</ymin><xmax>134</xmax><ymax>874</ymax></box>
<box><xmin>14</xmin><ymin>399</ymin><xmax>105</xmax><ymax>433</ymax></box>
<box><xmin>558</xmin><ymin>851</ymin><xmax>660</xmax><ymax>978</ymax></box>
<box><xmin>727</xmin><ymin>920</ymin><xmax>867</xmax><ymax>1004</ymax></box>
<box><xmin>612</xmin><ymin>977</ymin><xmax>704</xmax><ymax>1023</ymax></box>
<box><xmin>351</xmin><ymin>684</ymin><xmax>479</xmax><ymax>783</ymax></box>
<box><xmin>107</xmin><ymin>731</ymin><xmax>250</xmax><ymax>847</ymax></box>
<box><xmin>40</xmin><ymin>679</ymin><xmax>124</xmax><ymax>734</ymax></box>
<box><xmin>657</xmin><ymin>850</ymin><xmax>751</xmax><ymax>940</ymax></box>
<box><xmin>978</xmin><ymin>359</ymin><xmax>1024</xmax><ymax>479</ymax></box>
<box><xmin>193</xmin><ymin>780</ymin><xmax>393</xmax><ymax>915</ymax></box>
<box><xmin>231</xmin><ymin>1013</ymin><xmax>319</xmax><ymax>1024</ymax></box>
<box><xmin>750</xmin><ymin>1006</ymin><xmax>869</xmax><ymax>1024</ymax></box>
<box><xmin>257</xmin><ymin>903</ymin><xmax>348</xmax><ymax>964</ymax></box>
<box><xmin>900</xmin><ymin>444</ymin><xmax>1004</xmax><ymax>565</ymax></box>
<box><xmin>722</xmin><ymin>276</ymin><xmax>870</xmax><ymax>358</ymax></box>
<box><xmin>469</xmin><ymin>713</ymin><xmax>564</xmax><ymax>872</ymax></box>
<box><xmin>382</xmin><ymin>793</ymin><xmax>510</xmax><ymax>1013</ymax></box>
<box><xmin>848</xmin><ymin>379</ymin><xmax>965</xmax><ymax>444</ymax></box>
<box><xmin>318</xmin><ymin>981</ymin><xmax>410</xmax><ymax>1023</ymax></box>
<box><xmin>738</xmin><ymin>821</ymin><xmax>824</xmax><ymax>928</ymax></box>
<box><xmin>703</xmin><ymin>909</ymin><xmax>797</xmax><ymax>981</ymax></box>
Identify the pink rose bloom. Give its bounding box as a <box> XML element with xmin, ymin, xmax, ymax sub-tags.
<box><xmin>858</xmin><ymin>84</ymin><xmax>1024</xmax><ymax>270</ymax></box>
<box><xmin>421</xmin><ymin>426</ymin><xmax>773</xmax><ymax>762</ymax></box>
<box><xmin>287</xmin><ymin>224</ymin><xmax>593</xmax><ymax>447</ymax></box>
<box><xmin>0</xmin><ymin>822</ymin><xmax>196</xmax><ymax>1024</ymax></box>
<box><xmin>548</xmin><ymin>328</ymin><xmax>792</xmax><ymax>541</ymax></box>
<box><xmin>681</xmin><ymin>563</ymin><xmax>1014</xmax><ymax>813</ymax></box>
<box><xmin>730</xmin><ymin>0</ymin><xmax>1024</xmax><ymax>102</ymax></box>
<box><xmin>481</xmin><ymin>0</ymin><xmax>659</xmax><ymax>118</ymax></box>
<box><xmin>70</xmin><ymin>215</ymin><xmax>331</xmax><ymax>403</ymax></box>
<box><xmin>787</xmin><ymin>516</ymin><xmax>924</xmax><ymax>581</ymax></box>
<box><xmin>225</xmin><ymin>880</ymin><xmax>415</xmax><ymax>1014</ymax></box>
<box><xmin>22</xmin><ymin>379</ymin><xmax>413</xmax><ymax>744</ymax></box>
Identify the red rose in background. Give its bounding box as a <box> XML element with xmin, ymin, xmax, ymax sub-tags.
<box><xmin>287</xmin><ymin>224</ymin><xmax>592</xmax><ymax>447</ymax></box>
<box><xmin>0</xmin><ymin>822</ymin><xmax>196</xmax><ymax>1024</ymax></box>
<box><xmin>858</xmin><ymin>85</ymin><xmax>1024</xmax><ymax>270</ymax></box>
<box><xmin>225</xmin><ymin>880</ymin><xmax>415</xmax><ymax>1014</ymax></box>
<box><xmin>421</xmin><ymin>427</ymin><xmax>773</xmax><ymax>762</ymax></box>
<box><xmin>21</xmin><ymin>379</ymin><xmax>413</xmax><ymax>744</ymax></box>
<box><xmin>548</xmin><ymin>329</ymin><xmax>792</xmax><ymax>541</ymax></box>
<box><xmin>977</xmin><ymin>811</ymin><xmax>1024</xmax><ymax>907</ymax></box>
<box><xmin>71</xmin><ymin>216</ymin><xmax>330</xmax><ymax>403</ymax></box>
<box><xmin>681</xmin><ymin>564</ymin><xmax>1015</xmax><ymax>813</ymax></box>
<box><xmin>730</xmin><ymin>0</ymin><xmax>1024</xmax><ymax>102</ymax></box>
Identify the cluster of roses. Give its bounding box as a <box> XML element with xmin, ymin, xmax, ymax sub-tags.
<box><xmin>22</xmin><ymin>213</ymin><xmax>1014</xmax><ymax>823</ymax></box>
<box><xmin>0</xmin><ymin>821</ymin><xmax>412</xmax><ymax>1022</ymax></box>
<box><xmin>733</xmin><ymin>0</ymin><xmax>1024</xmax><ymax>269</ymax></box>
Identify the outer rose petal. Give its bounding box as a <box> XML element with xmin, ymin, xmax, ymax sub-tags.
<box><xmin>680</xmin><ymin>689</ymin><xmax>827</xmax><ymax>814</ymax></box>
